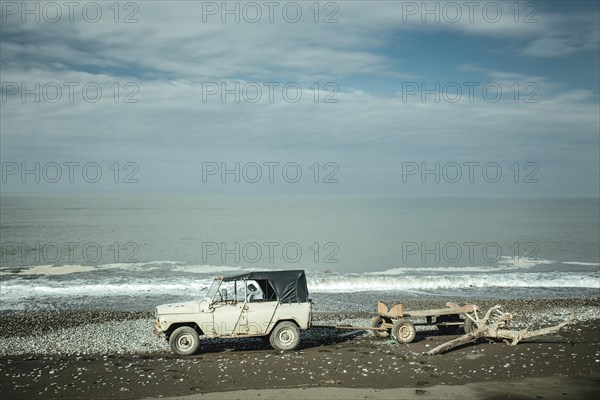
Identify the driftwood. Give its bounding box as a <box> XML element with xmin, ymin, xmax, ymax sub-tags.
<box><xmin>426</xmin><ymin>305</ymin><xmax>574</xmax><ymax>355</ymax></box>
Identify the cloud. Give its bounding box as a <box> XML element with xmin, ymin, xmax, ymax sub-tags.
<box><xmin>0</xmin><ymin>2</ymin><xmax>397</xmax><ymax>81</ymax></box>
<box><xmin>2</xmin><ymin>66</ymin><xmax>597</xmax><ymax>158</ymax></box>
<box><xmin>336</xmin><ymin>2</ymin><xmax>599</xmax><ymax>59</ymax></box>
<box><xmin>0</xmin><ymin>1</ymin><xmax>598</xmax><ymax>196</ymax></box>
<box><xmin>2</xmin><ymin>1</ymin><xmax>598</xmax><ymax>83</ymax></box>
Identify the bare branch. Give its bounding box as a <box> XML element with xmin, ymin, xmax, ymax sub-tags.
<box><xmin>426</xmin><ymin>307</ymin><xmax>574</xmax><ymax>355</ymax></box>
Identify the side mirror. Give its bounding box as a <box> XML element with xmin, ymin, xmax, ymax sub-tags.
<box><xmin>221</xmin><ymin>288</ymin><xmax>227</xmax><ymax>302</ymax></box>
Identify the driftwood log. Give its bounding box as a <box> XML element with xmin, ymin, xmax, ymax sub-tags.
<box><xmin>426</xmin><ymin>305</ymin><xmax>574</xmax><ymax>355</ymax></box>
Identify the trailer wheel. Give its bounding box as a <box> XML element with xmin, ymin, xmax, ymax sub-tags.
<box><xmin>371</xmin><ymin>316</ymin><xmax>391</xmax><ymax>339</ymax></box>
<box><xmin>464</xmin><ymin>317</ymin><xmax>478</xmax><ymax>334</ymax></box>
<box><xmin>269</xmin><ymin>321</ymin><xmax>300</xmax><ymax>351</ymax></box>
<box><xmin>169</xmin><ymin>326</ymin><xmax>200</xmax><ymax>356</ymax></box>
<box><xmin>391</xmin><ymin>320</ymin><xmax>416</xmax><ymax>344</ymax></box>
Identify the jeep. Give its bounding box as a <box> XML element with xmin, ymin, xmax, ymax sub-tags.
<box><xmin>154</xmin><ymin>270</ymin><xmax>312</xmax><ymax>355</ymax></box>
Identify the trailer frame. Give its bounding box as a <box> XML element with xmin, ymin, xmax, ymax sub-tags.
<box><xmin>334</xmin><ymin>301</ymin><xmax>479</xmax><ymax>343</ymax></box>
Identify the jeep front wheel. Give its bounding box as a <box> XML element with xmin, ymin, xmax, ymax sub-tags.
<box><xmin>269</xmin><ymin>321</ymin><xmax>300</xmax><ymax>351</ymax></box>
<box><xmin>169</xmin><ymin>326</ymin><xmax>200</xmax><ymax>356</ymax></box>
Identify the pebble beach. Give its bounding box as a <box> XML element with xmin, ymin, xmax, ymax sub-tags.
<box><xmin>2</xmin><ymin>297</ymin><xmax>599</xmax><ymax>399</ymax></box>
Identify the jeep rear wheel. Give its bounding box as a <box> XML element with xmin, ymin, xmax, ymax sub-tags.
<box><xmin>269</xmin><ymin>321</ymin><xmax>300</xmax><ymax>351</ymax></box>
<box><xmin>169</xmin><ymin>326</ymin><xmax>200</xmax><ymax>356</ymax></box>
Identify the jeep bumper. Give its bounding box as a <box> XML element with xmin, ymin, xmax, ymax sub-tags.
<box><xmin>153</xmin><ymin>319</ymin><xmax>165</xmax><ymax>338</ymax></box>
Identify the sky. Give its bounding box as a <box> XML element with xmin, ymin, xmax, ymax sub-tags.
<box><xmin>0</xmin><ymin>0</ymin><xmax>599</xmax><ymax>196</ymax></box>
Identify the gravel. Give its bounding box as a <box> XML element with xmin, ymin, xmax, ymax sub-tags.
<box><xmin>1</xmin><ymin>297</ymin><xmax>598</xmax><ymax>356</ymax></box>
<box><xmin>0</xmin><ymin>319</ymin><xmax>168</xmax><ymax>356</ymax></box>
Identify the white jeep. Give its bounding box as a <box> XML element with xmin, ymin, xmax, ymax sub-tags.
<box><xmin>154</xmin><ymin>270</ymin><xmax>312</xmax><ymax>355</ymax></box>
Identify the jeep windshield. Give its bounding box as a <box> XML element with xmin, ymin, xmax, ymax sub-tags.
<box><xmin>206</xmin><ymin>277</ymin><xmax>222</xmax><ymax>302</ymax></box>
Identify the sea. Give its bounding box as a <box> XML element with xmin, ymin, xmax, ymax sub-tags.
<box><xmin>0</xmin><ymin>195</ymin><xmax>598</xmax><ymax>313</ymax></box>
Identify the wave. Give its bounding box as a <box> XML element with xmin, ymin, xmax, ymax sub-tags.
<box><xmin>307</xmin><ymin>272</ymin><xmax>599</xmax><ymax>293</ymax></box>
<box><xmin>367</xmin><ymin>266</ymin><xmax>497</xmax><ymax>275</ymax></box>
<box><xmin>1</xmin><ymin>271</ymin><xmax>597</xmax><ymax>300</ymax></box>
<box><xmin>497</xmin><ymin>256</ymin><xmax>555</xmax><ymax>269</ymax></box>
<box><xmin>0</xmin><ymin>262</ymin><xmax>259</xmax><ymax>277</ymax></box>
<box><xmin>5</xmin><ymin>257</ymin><xmax>595</xmax><ymax>279</ymax></box>
<box><xmin>563</xmin><ymin>261</ymin><xmax>600</xmax><ymax>266</ymax></box>
<box><xmin>0</xmin><ymin>278</ymin><xmax>214</xmax><ymax>299</ymax></box>
<box><xmin>0</xmin><ymin>264</ymin><xmax>123</xmax><ymax>276</ymax></box>
<box><xmin>171</xmin><ymin>265</ymin><xmax>267</xmax><ymax>274</ymax></box>
<box><xmin>370</xmin><ymin>257</ymin><xmax>557</xmax><ymax>276</ymax></box>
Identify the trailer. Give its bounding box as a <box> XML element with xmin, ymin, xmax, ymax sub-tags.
<box><xmin>155</xmin><ymin>266</ymin><xmax>481</xmax><ymax>354</ymax></box>
<box><xmin>336</xmin><ymin>301</ymin><xmax>479</xmax><ymax>343</ymax></box>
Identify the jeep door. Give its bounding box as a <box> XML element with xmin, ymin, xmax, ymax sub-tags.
<box><xmin>211</xmin><ymin>280</ymin><xmax>245</xmax><ymax>336</ymax></box>
<box><xmin>237</xmin><ymin>279</ymin><xmax>278</xmax><ymax>335</ymax></box>
<box><xmin>238</xmin><ymin>301</ymin><xmax>278</xmax><ymax>335</ymax></box>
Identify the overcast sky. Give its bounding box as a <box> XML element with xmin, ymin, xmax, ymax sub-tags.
<box><xmin>1</xmin><ymin>1</ymin><xmax>598</xmax><ymax>196</ymax></box>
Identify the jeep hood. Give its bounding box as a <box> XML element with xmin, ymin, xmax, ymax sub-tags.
<box><xmin>156</xmin><ymin>300</ymin><xmax>201</xmax><ymax>315</ymax></box>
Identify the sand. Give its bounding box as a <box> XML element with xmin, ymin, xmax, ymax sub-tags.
<box><xmin>1</xmin><ymin>298</ymin><xmax>599</xmax><ymax>399</ymax></box>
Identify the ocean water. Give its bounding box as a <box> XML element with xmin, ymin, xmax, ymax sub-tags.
<box><xmin>0</xmin><ymin>195</ymin><xmax>598</xmax><ymax>312</ymax></box>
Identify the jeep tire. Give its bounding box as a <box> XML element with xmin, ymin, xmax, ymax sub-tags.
<box><xmin>269</xmin><ymin>321</ymin><xmax>300</xmax><ymax>351</ymax></box>
<box><xmin>169</xmin><ymin>326</ymin><xmax>200</xmax><ymax>356</ymax></box>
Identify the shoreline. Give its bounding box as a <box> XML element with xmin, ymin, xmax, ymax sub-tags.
<box><xmin>1</xmin><ymin>297</ymin><xmax>599</xmax><ymax>399</ymax></box>
<box><xmin>2</xmin><ymin>296</ymin><xmax>599</xmax><ymax>338</ymax></box>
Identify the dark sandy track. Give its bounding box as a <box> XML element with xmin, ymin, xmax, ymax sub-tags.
<box><xmin>1</xmin><ymin>298</ymin><xmax>599</xmax><ymax>400</ymax></box>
